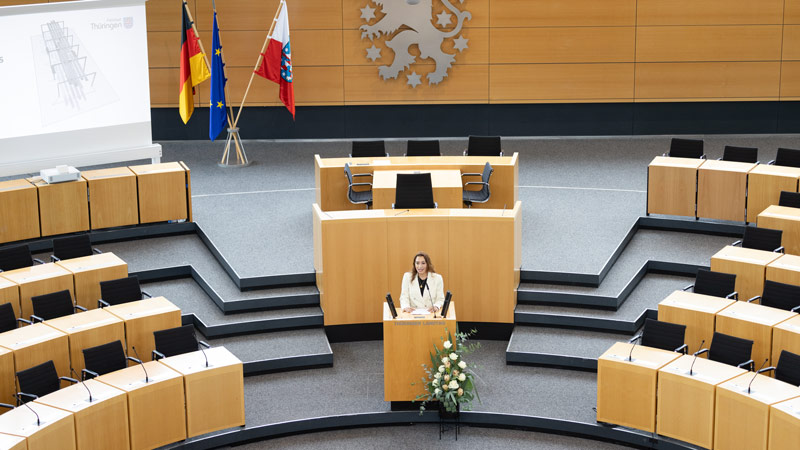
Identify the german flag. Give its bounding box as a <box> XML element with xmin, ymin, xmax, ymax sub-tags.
<box><xmin>179</xmin><ymin>3</ymin><xmax>210</xmax><ymax>124</ymax></box>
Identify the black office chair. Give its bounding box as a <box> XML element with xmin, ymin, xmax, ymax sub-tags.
<box><xmin>462</xmin><ymin>162</ymin><xmax>493</xmax><ymax>208</ymax></box>
<box><xmin>406</xmin><ymin>140</ymin><xmax>441</xmax><ymax>157</ymax></box>
<box><xmin>0</xmin><ymin>302</ymin><xmax>31</xmax><ymax>333</ymax></box>
<box><xmin>350</xmin><ymin>141</ymin><xmax>388</xmax><ymax>158</ymax></box>
<box><xmin>81</xmin><ymin>340</ymin><xmax>141</xmax><ymax>380</ymax></box>
<box><xmin>664</xmin><ymin>138</ymin><xmax>705</xmax><ymax>159</ymax></box>
<box><xmin>694</xmin><ymin>332</ymin><xmax>754</xmax><ymax>371</ymax></box>
<box><xmin>393</xmin><ymin>173</ymin><xmax>436</xmax><ymax>209</ymax></box>
<box><xmin>0</xmin><ymin>244</ymin><xmax>44</xmax><ymax>273</ymax></box>
<box><xmin>15</xmin><ymin>360</ymin><xmax>77</xmax><ymax>404</ymax></box>
<box><xmin>152</xmin><ymin>325</ymin><xmax>210</xmax><ymax>360</ymax></box>
<box><xmin>683</xmin><ymin>269</ymin><xmax>737</xmax><ymax>299</ymax></box>
<box><xmin>50</xmin><ymin>235</ymin><xmax>101</xmax><ymax>262</ymax></box>
<box><xmin>30</xmin><ymin>290</ymin><xmax>86</xmax><ymax>322</ymax></box>
<box><xmin>747</xmin><ymin>280</ymin><xmax>800</xmax><ymax>312</ymax></box>
<box><xmin>720</xmin><ymin>145</ymin><xmax>758</xmax><ymax>164</ymax></box>
<box><xmin>98</xmin><ymin>275</ymin><xmax>151</xmax><ymax>308</ymax></box>
<box><xmin>732</xmin><ymin>227</ymin><xmax>784</xmax><ymax>253</ymax></box>
<box><xmin>779</xmin><ymin>191</ymin><xmax>800</xmax><ymax>209</ymax></box>
<box><xmin>757</xmin><ymin>350</ymin><xmax>800</xmax><ymax>386</ymax></box>
<box><xmin>344</xmin><ymin>163</ymin><xmax>373</xmax><ymax>209</ymax></box>
<box><xmin>629</xmin><ymin>319</ymin><xmax>688</xmax><ymax>354</ymax></box>
<box><xmin>464</xmin><ymin>135</ymin><xmax>502</xmax><ymax>156</ymax></box>
<box><xmin>770</xmin><ymin>148</ymin><xmax>800</xmax><ymax>168</ymax></box>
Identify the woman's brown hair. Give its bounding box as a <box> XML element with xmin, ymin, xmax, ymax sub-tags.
<box><xmin>409</xmin><ymin>252</ymin><xmax>435</xmax><ymax>278</ymax></box>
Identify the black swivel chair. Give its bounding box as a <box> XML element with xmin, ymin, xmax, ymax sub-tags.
<box><xmin>770</xmin><ymin>148</ymin><xmax>800</xmax><ymax>168</ymax></box>
<box><xmin>757</xmin><ymin>350</ymin><xmax>800</xmax><ymax>387</ymax></box>
<box><xmin>732</xmin><ymin>227</ymin><xmax>784</xmax><ymax>253</ymax></box>
<box><xmin>747</xmin><ymin>280</ymin><xmax>800</xmax><ymax>312</ymax></box>
<box><xmin>393</xmin><ymin>173</ymin><xmax>436</xmax><ymax>209</ymax></box>
<box><xmin>50</xmin><ymin>235</ymin><xmax>101</xmax><ymax>262</ymax></box>
<box><xmin>464</xmin><ymin>135</ymin><xmax>502</xmax><ymax>156</ymax></box>
<box><xmin>683</xmin><ymin>269</ymin><xmax>738</xmax><ymax>299</ymax></box>
<box><xmin>629</xmin><ymin>319</ymin><xmax>688</xmax><ymax>354</ymax></box>
<box><xmin>81</xmin><ymin>340</ymin><xmax>141</xmax><ymax>380</ymax></box>
<box><xmin>0</xmin><ymin>244</ymin><xmax>44</xmax><ymax>273</ymax></box>
<box><xmin>406</xmin><ymin>140</ymin><xmax>441</xmax><ymax>157</ymax></box>
<box><xmin>779</xmin><ymin>191</ymin><xmax>800</xmax><ymax>209</ymax></box>
<box><xmin>694</xmin><ymin>332</ymin><xmax>754</xmax><ymax>371</ymax></box>
<box><xmin>15</xmin><ymin>360</ymin><xmax>77</xmax><ymax>404</ymax></box>
<box><xmin>98</xmin><ymin>275</ymin><xmax>151</xmax><ymax>308</ymax></box>
<box><xmin>0</xmin><ymin>302</ymin><xmax>31</xmax><ymax>333</ymax></box>
<box><xmin>30</xmin><ymin>290</ymin><xmax>86</xmax><ymax>322</ymax></box>
<box><xmin>664</xmin><ymin>138</ymin><xmax>705</xmax><ymax>159</ymax></box>
<box><xmin>152</xmin><ymin>325</ymin><xmax>210</xmax><ymax>360</ymax></box>
<box><xmin>720</xmin><ymin>145</ymin><xmax>758</xmax><ymax>164</ymax></box>
<box><xmin>462</xmin><ymin>162</ymin><xmax>493</xmax><ymax>208</ymax></box>
<box><xmin>344</xmin><ymin>163</ymin><xmax>373</xmax><ymax>209</ymax></box>
<box><xmin>350</xmin><ymin>140</ymin><xmax>388</xmax><ymax>158</ymax></box>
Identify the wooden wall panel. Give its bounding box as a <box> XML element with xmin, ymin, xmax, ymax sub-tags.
<box><xmin>343</xmin><ymin>64</ymin><xmax>488</xmax><ymax>104</ymax></box>
<box><xmin>342</xmin><ymin>0</ymin><xmax>488</xmax><ymax>29</ymax></box>
<box><xmin>490</xmin><ymin>27</ymin><xmax>634</xmax><ymax>64</ymax></box>
<box><xmin>150</xmin><ymin>68</ymin><xmax>202</xmax><ymax>108</ymax></box>
<box><xmin>788</xmin><ymin>0</ymin><xmax>800</xmax><ymax>24</ymax></box>
<box><xmin>490</xmin><ymin>0</ymin><xmax>635</xmax><ymax>27</ymax></box>
<box><xmin>636</xmin><ymin>26</ymin><xmax>783</xmax><ymax>62</ymax></box>
<box><xmin>781</xmin><ymin>62</ymin><xmax>800</xmax><ymax>99</ymax></box>
<box><xmin>784</xmin><ymin>26</ymin><xmax>800</xmax><ymax>61</ymax></box>
<box><xmin>148</xmin><ymin>31</ymin><xmax>178</xmax><ymax>68</ymax></box>
<box><xmin>194</xmin><ymin>0</ymin><xmax>341</xmax><ymax>31</ymax></box>
<box><xmin>0</xmin><ymin>0</ymin><xmax>45</xmax><ymax>5</ymax></box>
<box><xmin>635</xmin><ymin>62</ymin><xmax>781</xmax><ymax>101</ymax></box>
<box><xmin>146</xmin><ymin>0</ymin><xmax>194</xmax><ymax>32</ymax></box>
<box><xmin>212</xmin><ymin>30</ymin><xmax>343</xmax><ymax>67</ymax></box>
<box><xmin>225</xmin><ymin>66</ymin><xmax>344</xmax><ymax>106</ymax></box>
<box><xmin>637</xmin><ymin>0</ymin><xmax>784</xmax><ymax>26</ymax></box>
<box><xmin>489</xmin><ymin>64</ymin><xmax>634</xmax><ymax>102</ymax></box>
<box><xmin>342</xmin><ymin>28</ymin><xmax>488</xmax><ymax>66</ymax></box>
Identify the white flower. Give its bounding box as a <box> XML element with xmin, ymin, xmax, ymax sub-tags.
<box><xmin>432</xmin><ymin>379</ymin><xmax>439</xmax><ymax>387</ymax></box>
<box><xmin>443</xmin><ymin>341</ymin><xmax>452</xmax><ymax>349</ymax></box>
<box><xmin>434</xmin><ymin>372</ymin><xmax>441</xmax><ymax>379</ymax></box>
<box><xmin>458</xmin><ymin>361</ymin><xmax>467</xmax><ymax>369</ymax></box>
<box><xmin>458</xmin><ymin>373</ymin><xmax>466</xmax><ymax>382</ymax></box>
<box><xmin>438</xmin><ymin>365</ymin><xmax>445</xmax><ymax>373</ymax></box>
<box><xmin>441</xmin><ymin>356</ymin><xmax>449</xmax><ymax>364</ymax></box>
<box><xmin>448</xmin><ymin>380</ymin><xmax>459</xmax><ymax>390</ymax></box>
<box><xmin>434</xmin><ymin>388</ymin><xmax>441</xmax><ymax>395</ymax></box>
<box><xmin>449</xmin><ymin>352</ymin><xmax>458</xmax><ymax>360</ymax></box>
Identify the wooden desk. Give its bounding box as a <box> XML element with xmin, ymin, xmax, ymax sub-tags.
<box><xmin>716</xmin><ymin>301</ymin><xmax>797</xmax><ymax>366</ymax></box>
<box><xmin>711</xmin><ymin>246</ymin><xmax>782</xmax><ymax>302</ymax></box>
<box><xmin>747</xmin><ymin>164</ymin><xmax>800</xmax><ymax>223</ymax></box>
<box><xmin>769</xmin><ymin>396</ymin><xmax>800</xmax><ymax>450</ymax></box>
<box><xmin>27</xmin><ymin>177</ymin><xmax>89</xmax><ymax>237</ymax></box>
<box><xmin>0</xmin><ymin>402</ymin><xmax>75</xmax><ymax>450</ymax></box>
<box><xmin>96</xmin><ymin>361</ymin><xmax>186</xmax><ymax>450</ymax></box>
<box><xmin>34</xmin><ymin>379</ymin><xmax>129</xmax><ymax>450</ymax></box>
<box><xmin>383</xmin><ymin>302</ymin><xmax>457</xmax><ymax>402</ymax></box>
<box><xmin>315</xmin><ymin>153</ymin><xmax>518</xmax><ymax>211</ymax></box>
<box><xmin>82</xmin><ymin>167</ymin><xmax>139</xmax><ymax>229</ymax></box>
<box><xmin>158</xmin><ymin>346</ymin><xmax>245</xmax><ymax>437</ymax></box>
<box><xmin>758</xmin><ymin>206</ymin><xmax>800</xmax><ymax>255</ymax></box>
<box><xmin>0</xmin><ymin>179</ymin><xmax>39</xmax><ymax>244</ymax></box>
<box><xmin>43</xmin><ymin>309</ymin><xmax>125</xmax><ymax>374</ymax></box>
<box><xmin>0</xmin><ymin>433</ymin><xmax>25</xmax><ymax>450</ymax></box>
<box><xmin>372</xmin><ymin>170</ymin><xmax>462</xmax><ymax>209</ymax></box>
<box><xmin>596</xmin><ymin>342</ymin><xmax>681</xmax><ymax>432</ymax></box>
<box><xmin>129</xmin><ymin>162</ymin><xmax>191</xmax><ymax>224</ymax></box>
<box><xmin>0</xmin><ymin>347</ymin><xmax>14</xmax><ymax>414</ymax></box>
<box><xmin>104</xmin><ymin>297</ymin><xmax>181</xmax><ymax>361</ymax></box>
<box><xmin>0</xmin><ymin>263</ymin><xmax>74</xmax><ymax>320</ymax></box>
<box><xmin>657</xmin><ymin>355</ymin><xmax>746</xmax><ymax>449</ymax></box>
<box><xmin>0</xmin><ymin>277</ymin><xmax>21</xmax><ymax>321</ymax></box>
<box><xmin>697</xmin><ymin>160</ymin><xmax>757</xmax><ymax>222</ymax></box>
<box><xmin>0</xmin><ymin>322</ymin><xmax>69</xmax><ymax>376</ymax></box>
<box><xmin>771</xmin><ymin>315</ymin><xmax>800</xmax><ymax>366</ymax></box>
<box><xmin>657</xmin><ymin>290</ymin><xmax>736</xmax><ymax>355</ymax></box>
<box><xmin>646</xmin><ymin>156</ymin><xmax>704</xmax><ymax>217</ymax></box>
<box><xmin>766</xmin><ymin>253</ymin><xmax>800</xmax><ymax>286</ymax></box>
<box><xmin>55</xmin><ymin>252</ymin><xmax>128</xmax><ymax>311</ymax></box>
<box><xmin>715</xmin><ymin>373</ymin><xmax>800</xmax><ymax>450</ymax></box>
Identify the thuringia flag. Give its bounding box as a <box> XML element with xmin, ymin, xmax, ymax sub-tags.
<box><xmin>254</xmin><ymin>0</ymin><xmax>295</xmax><ymax>119</ymax></box>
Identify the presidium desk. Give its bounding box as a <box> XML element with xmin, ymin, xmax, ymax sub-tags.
<box><xmin>312</xmin><ymin>202</ymin><xmax>521</xmax><ymax>326</ymax></box>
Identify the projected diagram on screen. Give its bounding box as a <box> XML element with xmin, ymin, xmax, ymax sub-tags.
<box><xmin>31</xmin><ymin>19</ymin><xmax>118</xmax><ymax>126</ymax></box>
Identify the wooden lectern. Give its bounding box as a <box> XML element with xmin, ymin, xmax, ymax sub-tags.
<box><xmin>710</xmin><ymin>246</ymin><xmax>782</xmax><ymax>302</ymax></box>
<box><xmin>647</xmin><ymin>156</ymin><xmax>705</xmax><ymax>217</ymax></box>
<box><xmin>104</xmin><ymin>297</ymin><xmax>181</xmax><ymax>361</ymax></box>
<box><xmin>697</xmin><ymin>160</ymin><xmax>757</xmax><ymax>222</ymax></box>
<box><xmin>34</xmin><ymin>379</ymin><xmax>129</xmax><ymax>450</ymax></box>
<box><xmin>657</xmin><ymin>290</ymin><xmax>736</xmax><ymax>355</ymax></box>
<box><xmin>766</xmin><ymin>253</ymin><xmax>800</xmax><ymax>286</ymax></box>
<box><xmin>0</xmin><ymin>263</ymin><xmax>74</xmax><ymax>320</ymax></box>
<box><xmin>81</xmin><ymin>167</ymin><xmax>139</xmax><ymax>229</ymax></box>
<box><xmin>0</xmin><ymin>276</ymin><xmax>21</xmax><ymax>320</ymax></box>
<box><xmin>0</xmin><ymin>433</ymin><xmax>25</xmax><ymax>450</ymax></box>
<box><xmin>0</xmin><ymin>179</ymin><xmax>40</xmax><ymax>244</ymax></box>
<box><xmin>758</xmin><ymin>206</ymin><xmax>800</xmax><ymax>255</ymax></box>
<box><xmin>42</xmin><ymin>308</ymin><xmax>125</xmax><ymax>373</ymax></box>
<box><xmin>0</xmin><ymin>322</ymin><xmax>69</xmax><ymax>377</ymax></box>
<box><xmin>158</xmin><ymin>346</ymin><xmax>245</xmax><ymax>437</ymax></box>
<box><xmin>772</xmin><ymin>315</ymin><xmax>800</xmax><ymax>365</ymax></box>
<box><xmin>769</xmin><ymin>396</ymin><xmax>800</xmax><ymax>450</ymax></box>
<box><xmin>55</xmin><ymin>252</ymin><xmax>128</xmax><ymax>311</ymax></box>
<box><xmin>746</xmin><ymin>164</ymin><xmax>800</xmax><ymax>223</ymax></box>
<box><xmin>715</xmin><ymin>301</ymin><xmax>797</xmax><ymax>366</ymax></box>
<box><xmin>0</xmin><ymin>347</ymin><xmax>14</xmax><ymax>413</ymax></box>
<box><xmin>383</xmin><ymin>302</ymin><xmax>457</xmax><ymax>402</ymax></box>
<box><xmin>129</xmin><ymin>162</ymin><xmax>190</xmax><ymax>224</ymax></box>
<box><xmin>28</xmin><ymin>177</ymin><xmax>89</xmax><ymax>237</ymax></box>
<box><xmin>596</xmin><ymin>342</ymin><xmax>681</xmax><ymax>432</ymax></box>
<box><xmin>0</xmin><ymin>401</ymin><xmax>76</xmax><ymax>450</ymax></box>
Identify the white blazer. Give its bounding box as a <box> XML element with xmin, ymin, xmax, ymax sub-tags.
<box><xmin>399</xmin><ymin>272</ymin><xmax>445</xmax><ymax>310</ymax></box>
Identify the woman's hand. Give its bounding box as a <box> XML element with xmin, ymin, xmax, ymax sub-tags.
<box><xmin>428</xmin><ymin>306</ymin><xmax>439</xmax><ymax>313</ymax></box>
<box><xmin>402</xmin><ymin>307</ymin><xmax>414</xmax><ymax>313</ymax></box>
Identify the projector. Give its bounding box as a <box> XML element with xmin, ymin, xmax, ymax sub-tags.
<box><xmin>40</xmin><ymin>165</ymin><xmax>81</xmax><ymax>184</ymax></box>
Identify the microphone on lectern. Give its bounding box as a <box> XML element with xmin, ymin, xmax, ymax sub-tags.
<box><xmin>748</xmin><ymin>359</ymin><xmax>770</xmax><ymax>394</ymax></box>
<box><xmin>131</xmin><ymin>346</ymin><xmax>149</xmax><ymax>383</ymax></box>
<box><xmin>689</xmin><ymin>340</ymin><xmax>706</xmax><ymax>376</ymax></box>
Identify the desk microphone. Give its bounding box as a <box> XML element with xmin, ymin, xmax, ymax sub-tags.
<box><xmin>422</xmin><ymin>279</ymin><xmax>436</xmax><ymax>317</ymax></box>
<box><xmin>748</xmin><ymin>359</ymin><xmax>770</xmax><ymax>394</ymax></box>
<box><xmin>70</xmin><ymin>368</ymin><xmax>93</xmax><ymax>402</ymax></box>
<box><xmin>689</xmin><ymin>340</ymin><xmax>706</xmax><ymax>376</ymax></box>
<box><xmin>15</xmin><ymin>394</ymin><xmax>40</xmax><ymax>426</ymax></box>
<box><xmin>394</xmin><ymin>209</ymin><xmax>410</xmax><ymax>216</ymax></box>
<box><xmin>131</xmin><ymin>346</ymin><xmax>149</xmax><ymax>383</ymax></box>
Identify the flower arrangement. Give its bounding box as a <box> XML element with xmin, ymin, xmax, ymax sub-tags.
<box><xmin>416</xmin><ymin>328</ymin><xmax>480</xmax><ymax>414</ymax></box>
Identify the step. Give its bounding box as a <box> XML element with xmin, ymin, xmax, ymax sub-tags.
<box><xmin>507</xmin><ymin>327</ymin><xmax>633</xmax><ymax>371</ymax></box>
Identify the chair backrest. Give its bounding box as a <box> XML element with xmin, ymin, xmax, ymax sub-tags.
<box><xmin>352</xmin><ymin>141</ymin><xmax>386</xmax><ymax>158</ymax></box>
<box><xmin>0</xmin><ymin>302</ymin><xmax>18</xmax><ymax>333</ymax></box>
<box><xmin>31</xmin><ymin>290</ymin><xmax>75</xmax><ymax>321</ymax></box>
<box><xmin>693</xmin><ymin>269</ymin><xmax>736</xmax><ymax>298</ymax></box>
<box><xmin>394</xmin><ymin>173</ymin><xmax>435</xmax><ymax>209</ymax></box>
<box><xmin>640</xmin><ymin>318</ymin><xmax>686</xmax><ymax>352</ymax></box>
<box><xmin>779</xmin><ymin>191</ymin><xmax>800</xmax><ymax>209</ymax></box>
<box><xmin>16</xmin><ymin>360</ymin><xmax>60</xmax><ymax>402</ymax></box>
<box><xmin>760</xmin><ymin>280</ymin><xmax>800</xmax><ymax>312</ymax></box>
<box><xmin>466</xmin><ymin>135</ymin><xmax>502</xmax><ymax>156</ymax></box>
<box><xmin>100</xmin><ymin>276</ymin><xmax>143</xmax><ymax>306</ymax></box>
<box><xmin>153</xmin><ymin>325</ymin><xmax>199</xmax><ymax>358</ymax></box>
<box><xmin>775</xmin><ymin>350</ymin><xmax>800</xmax><ymax>386</ymax></box>
<box><xmin>406</xmin><ymin>140</ymin><xmax>440</xmax><ymax>156</ymax></box>
<box><xmin>709</xmin><ymin>332</ymin><xmax>753</xmax><ymax>367</ymax></box>
<box><xmin>775</xmin><ymin>148</ymin><xmax>800</xmax><ymax>168</ymax></box>
<box><xmin>722</xmin><ymin>145</ymin><xmax>758</xmax><ymax>163</ymax></box>
<box><xmin>0</xmin><ymin>244</ymin><xmax>33</xmax><ymax>272</ymax></box>
<box><xmin>52</xmin><ymin>235</ymin><xmax>93</xmax><ymax>261</ymax></box>
<box><xmin>82</xmin><ymin>340</ymin><xmax>127</xmax><ymax>378</ymax></box>
<box><xmin>741</xmin><ymin>227</ymin><xmax>782</xmax><ymax>252</ymax></box>
<box><xmin>668</xmin><ymin>138</ymin><xmax>704</xmax><ymax>159</ymax></box>
<box><xmin>344</xmin><ymin>163</ymin><xmax>354</xmax><ymax>185</ymax></box>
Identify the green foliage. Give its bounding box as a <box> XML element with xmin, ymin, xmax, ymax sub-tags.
<box><xmin>414</xmin><ymin>327</ymin><xmax>481</xmax><ymax>414</ymax></box>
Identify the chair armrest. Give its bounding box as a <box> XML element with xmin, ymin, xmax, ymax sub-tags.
<box><xmin>141</xmin><ymin>291</ymin><xmax>152</xmax><ymax>299</ymax></box>
<box><xmin>461</xmin><ymin>172</ymin><xmax>481</xmax><ymax>178</ymax></box>
<box><xmin>725</xmin><ymin>291</ymin><xmax>738</xmax><ymax>300</ymax></box>
<box><xmin>662</xmin><ymin>152</ymin><xmax>668</xmax><ymax>157</ymax></box>
<box><xmin>92</xmin><ymin>248</ymin><xmax>102</xmax><ymax>255</ymax></box>
<box><xmin>464</xmin><ymin>181</ymin><xmax>489</xmax><ymax>188</ymax></box>
<box><xmin>769</xmin><ymin>159</ymin><xmax>776</xmax><ymax>165</ymax></box>
<box><xmin>675</xmin><ymin>344</ymin><xmax>688</xmax><ymax>354</ymax></box>
<box><xmin>500</xmin><ymin>151</ymin><xmax>504</xmax><ymax>156</ymax></box>
<box><xmin>628</xmin><ymin>334</ymin><xmax>642</xmax><ymax>344</ymax></box>
<box><xmin>16</xmin><ymin>318</ymin><xmax>31</xmax><ymax>325</ymax></box>
<box><xmin>50</xmin><ymin>255</ymin><xmax>61</xmax><ymax>262</ymax></box>
<box><xmin>198</xmin><ymin>341</ymin><xmax>211</xmax><ymax>349</ymax></box>
<box><xmin>126</xmin><ymin>356</ymin><xmax>142</xmax><ymax>365</ymax></box>
<box><xmin>775</xmin><ymin>246</ymin><xmax>785</xmax><ymax>253</ymax></box>
<box><xmin>737</xmin><ymin>359</ymin><xmax>755</xmax><ymax>371</ymax></box>
<box><xmin>352</xmin><ymin>173</ymin><xmax>372</xmax><ymax>177</ymax></box>
<box><xmin>700</xmin><ymin>154</ymin><xmax>707</xmax><ymax>160</ymax></box>
<box><xmin>682</xmin><ymin>284</ymin><xmax>695</xmax><ymax>291</ymax></box>
<box><xmin>350</xmin><ymin>182</ymin><xmax>373</xmax><ymax>187</ymax></box>
<box><xmin>32</xmin><ymin>258</ymin><xmax>45</xmax><ymax>265</ymax></box>
<box><xmin>693</xmin><ymin>348</ymin><xmax>709</xmax><ymax>357</ymax></box>
<box><xmin>747</xmin><ymin>295</ymin><xmax>761</xmax><ymax>303</ymax></box>
<box><xmin>757</xmin><ymin>366</ymin><xmax>776</xmax><ymax>375</ymax></box>
<box><xmin>152</xmin><ymin>350</ymin><xmax>166</xmax><ymax>361</ymax></box>
<box><xmin>434</xmin><ymin>202</ymin><xmax>438</xmax><ymax>209</ymax></box>
<box><xmin>462</xmin><ymin>150</ymin><xmax>467</xmax><ymax>156</ymax></box>
<box><xmin>30</xmin><ymin>315</ymin><xmax>44</xmax><ymax>323</ymax></box>
<box><xmin>732</xmin><ymin>240</ymin><xmax>743</xmax><ymax>247</ymax></box>
<box><xmin>59</xmin><ymin>376</ymin><xmax>78</xmax><ymax>385</ymax></box>
<box><xmin>16</xmin><ymin>392</ymin><xmax>38</xmax><ymax>402</ymax></box>
<box><xmin>81</xmin><ymin>368</ymin><xmax>99</xmax><ymax>380</ymax></box>
<box><xmin>717</xmin><ymin>157</ymin><xmax>722</xmax><ymax>160</ymax></box>
<box><xmin>756</xmin><ymin>160</ymin><xmax>761</xmax><ymax>165</ymax></box>
<box><xmin>74</xmin><ymin>305</ymin><xmax>87</xmax><ymax>312</ymax></box>
<box><xmin>0</xmin><ymin>403</ymin><xmax>13</xmax><ymax>410</ymax></box>
<box><xmin>98</xmin><ymin>299</ymin><xmax>110</xmax><ymax>308</ymax></box>
<box><xmin>791</xmin><ymin>305</ymin><xmax>800</xmax><ymax>313</ymax></box>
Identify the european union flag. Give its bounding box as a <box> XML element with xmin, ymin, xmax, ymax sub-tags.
<box><xmin>209</xmin><ymin>11</ymin><xmax>228</xmax><ymax>141</ymax></box>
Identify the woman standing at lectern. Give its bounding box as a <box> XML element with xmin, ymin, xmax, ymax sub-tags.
<box><xmin>400</xmin><ymin>252</ymin><xmax>445</xmax><ymax>314</ymax></box>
